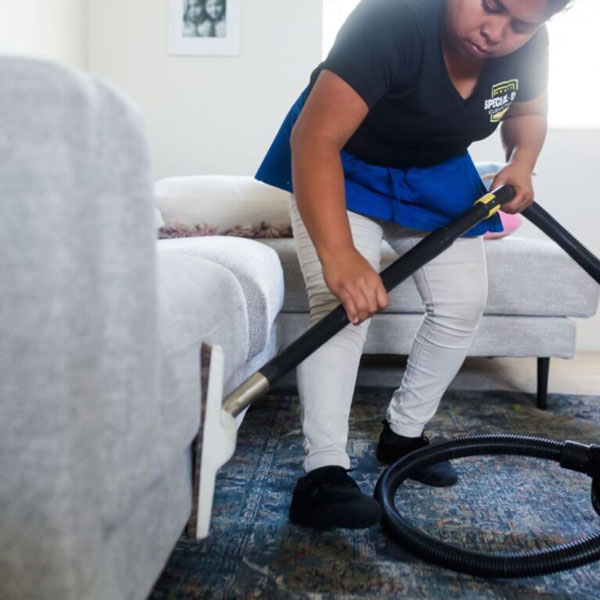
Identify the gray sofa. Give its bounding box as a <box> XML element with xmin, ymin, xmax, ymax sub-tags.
<box><xmin>0</xmin><ymin>57</ymin><xmax>283</xmax><ymax>600</ymax></box>
<box><xmin>261</xmin><ymin>234</ymin><xmax>599</xmax><ymax>409</ymax></box>
<box><xmin>155</xmin><ymin>169</ymin><xmax>600</xmax><ymax>410</ymax></box>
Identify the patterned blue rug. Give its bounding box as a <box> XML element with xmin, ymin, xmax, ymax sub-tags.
<box><xmin>149</xmin><ymin>389</ymin><xmax>600</xmax><ymax>599</ymax></box>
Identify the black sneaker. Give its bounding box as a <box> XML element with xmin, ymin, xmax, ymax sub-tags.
<box><xmin>376</xmin><ymin>420</ymin><xmax>458</xmax><ymax>487</ymax></box>
<box><xmin>289</xmin><ymin>466</ymin><xmax>382</xmax><ymax>529</ymax></box>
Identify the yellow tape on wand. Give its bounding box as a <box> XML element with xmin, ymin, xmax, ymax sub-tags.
<box><xmin>476</xmin><ymin>192</ymin><xmax>502</xmax><ymax>218</ymax></box>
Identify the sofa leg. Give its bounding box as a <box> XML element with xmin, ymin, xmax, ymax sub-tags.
<box><xmin>537</xmin><ymin>357</ymin><xmax>550</xmax><ymax>410</ymax></box>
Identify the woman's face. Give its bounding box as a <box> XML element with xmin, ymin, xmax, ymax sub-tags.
<box><xmin>187</xmin><ymin>0</ymin><xmax>203</xmax><ymax>22</ymax></box>
<box><xmin>445</xmin><ymin>0</ymin><xmax>551</xmax><ymax>60</ymax></box>
<box><xmin>205</xmin><ymin>0</ymin><xmax>224</xmax><ymax>20</ymax></box>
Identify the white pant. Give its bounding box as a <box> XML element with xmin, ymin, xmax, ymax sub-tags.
<box><xmin>290</xmin><ymin>196</ymin><xmax>489</xmax><ymax>472</ymax></box>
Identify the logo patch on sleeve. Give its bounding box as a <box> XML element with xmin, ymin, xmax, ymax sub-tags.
<box><xmin>485</xmin><ymin>80</ymin><xmax>519</xmax><ymax>123</ymax></box>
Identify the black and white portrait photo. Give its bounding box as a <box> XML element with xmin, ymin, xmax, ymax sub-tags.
<box><xmin>183</xmin><ymin>0</ymin><xmax>227</xmax><ymax>38</ymax></box>
<box><xmin>169</xmin><ymin>0</ymin><xmax>239</xmax><ymax>56</ymax></box>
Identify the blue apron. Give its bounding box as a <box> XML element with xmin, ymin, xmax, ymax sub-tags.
<box><xmin>255</xmin><ymin>89</ymin><xmax>503</xmax><ymax>237</ymax></box>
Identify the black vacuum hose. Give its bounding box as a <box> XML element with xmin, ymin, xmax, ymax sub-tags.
<box><xmin>523</xmin><ymin>203</ymin><xmax>600</xmax><ymax>284</ymax></box>
<box><xmin>375</xmin><ymin>200</ymin><xmax>600</xmax><ymax>578</ymax></box>
<box><xmin>374</xmin><ymin>435</ymin><xmax>600</xmax><ymax>578</ymax></box>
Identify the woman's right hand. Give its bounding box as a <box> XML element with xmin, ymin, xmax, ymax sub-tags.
<box><xmin>321</xmin><ymin>248</ymin><xmax>389</xmax><ymax>325</ymax></box>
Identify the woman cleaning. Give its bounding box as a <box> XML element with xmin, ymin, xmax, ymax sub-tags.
<box><xmin>256</xmin><ymin>0</ymin><xmax>571</xmax><ymax>529</ymax></box>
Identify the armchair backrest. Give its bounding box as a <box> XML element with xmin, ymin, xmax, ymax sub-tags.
<box><xmin>0</xmin><ymin>56</ymin><xmax>161</xmax><ymax>600</ymax></box>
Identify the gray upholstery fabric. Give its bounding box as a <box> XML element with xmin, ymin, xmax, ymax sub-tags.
<box><xmin>91</xmin><ymin>451</ymin><xmax>192</xmax><ymax>600</ymax></box>
<box><xmin>0</xmin><ymin>57</ymin><xmax>164</xmax><ymax>599</ymax></box>
<box><xmin>0</xmin><ymin>57</ymin><xmax>285</xmax><ymax>600</ymax></box>
<box><xmin>158</xmin><ymin>236</ymin><xmax>284</xmax><ymax>359</ymax></box>
<box><xmin>260</xmin><ymin>237</ymin><xmax>600</xmax><ymax>318</ymax></box>
<box><xmin>484</xmin><ymin>237</ymin><xmax>599</xmax><ymax>317</ymax></box>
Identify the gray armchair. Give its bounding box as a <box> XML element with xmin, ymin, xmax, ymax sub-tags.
<box><xmin>0</xmin><ymin>56</ymin><xmax>284</xmax><ymax>600</ymax></box>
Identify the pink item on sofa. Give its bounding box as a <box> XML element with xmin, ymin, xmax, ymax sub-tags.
<box><xmin>484</xmin><ymin>210</ymin><xmax>523</xmax><ymax>239</ymax></box>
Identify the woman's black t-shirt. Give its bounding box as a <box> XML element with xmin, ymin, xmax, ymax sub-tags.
<box><xmin>308</xmin><ymin>0</ymin><xmax>549</xmax><ymax>169</ymax></box>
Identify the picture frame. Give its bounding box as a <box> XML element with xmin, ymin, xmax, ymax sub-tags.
<box><xmin>169</xmin><ymin>0</ymin><xmax>241</xmax><ymax>56</ymax></box>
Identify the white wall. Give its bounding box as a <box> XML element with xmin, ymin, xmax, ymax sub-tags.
<box><xmin>88</xmin><ymin>0</ymin><xmax>323</xmax><ymax>179</ymax></box>
<box><xmin>0</xmin><ymin>0</ymin><xmax>88</xmax><ymax>69</ymax></box>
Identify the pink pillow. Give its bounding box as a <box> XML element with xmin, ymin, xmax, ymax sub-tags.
<box><xmin>484</xmin><ymin>210</ymin><xmax>523</xmax><ymax>240</ymax></box>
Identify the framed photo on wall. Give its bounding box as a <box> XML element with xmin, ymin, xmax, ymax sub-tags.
<box><xmin>169</xmin><ymin>0</ymin><xmax>240</xmax><ymax>56</ymax></box>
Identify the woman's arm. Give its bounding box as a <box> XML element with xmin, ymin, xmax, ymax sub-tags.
<box><xmin>290</xmin><ymin>69</ymin><xmax>388</xmax><ymax>324</ymax></box>
<box><xmin>290</xmin><ymin>69</ymin><xmax>368</xmax><ymax>262</ymax></box>
<box><xmin>491</xmin><ymin>91</ymin><xmax>548</xmax><ymax>213</ymax></box>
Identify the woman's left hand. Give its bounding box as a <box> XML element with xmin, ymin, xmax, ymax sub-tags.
<box><xmin>490</xmin><ymin>162</ymin><xmax>535</xmax><ymax>214</ymax></box>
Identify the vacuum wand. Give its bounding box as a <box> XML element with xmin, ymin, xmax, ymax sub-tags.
<box><xmin>222</xmin><ymin>185</ymin><xmax>516</xmax><ymax>417</ymax></box>
<box><xmin>193</xmin><ymin>184</ymin><xmax>600</xmax><ymax>540</ymax></box>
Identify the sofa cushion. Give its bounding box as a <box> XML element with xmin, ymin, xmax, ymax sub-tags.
<box><xmin>259</xmin><ymin>237</ymin><xmax>599</xmax><ymax>318</ymax></box>
<box><xmin>485</xmin><ymin>237</ymin><xmax>599</xmax><ymax>317</ymax></box>
<box><xmin>157</xmin><ymin>252</ymin><xmax>249</xmax><ymax>369</ymax></box>
<box><xmin>158</xmin><ymin>237</ymin><xmax>284</xmax><ymax>359</ymax></box>
<box><xmin>155</xmin><ymin>175</ymin><xmax>291</xmax><ymax>234</ymax></box>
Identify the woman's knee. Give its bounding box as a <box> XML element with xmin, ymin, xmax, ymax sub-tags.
<box><xmin>426</xmin><ymin>240</ymin><xmax>488</xmax><ymax>325</ymax></box>
<box><xmin>425</xmin><ymin>269</ymin><xmax>488</xmax><ymax>325</ymax></box>
<box><xmin>459</xmin><ymin>283</ymin><xmax>488</xmax><ymax>324</ymax></box>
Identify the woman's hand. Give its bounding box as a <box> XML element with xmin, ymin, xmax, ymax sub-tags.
<box><xmin>321</xmin><ymin>248</ymin><xmax>389</xmax><ymax>325</ymax></box>
<box><xmin>490</xmin><ymin>161</ymin><xmax>535</xmax><ymax>214</ymax></box>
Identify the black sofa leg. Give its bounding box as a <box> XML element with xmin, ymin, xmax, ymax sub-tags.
<box><xmin>537</xmin><ymin>357</ymin><xmax>550</xmax><ymax>410</ymax></box>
